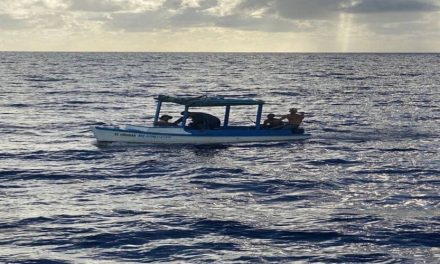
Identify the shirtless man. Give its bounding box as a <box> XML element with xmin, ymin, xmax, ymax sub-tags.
<box><xmin>280</xmin><ymin>108</ymin><xmax>304</xmax><ymax>128</ymax></box>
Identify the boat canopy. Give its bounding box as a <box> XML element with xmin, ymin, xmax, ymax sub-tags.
<box><xmin>157</xmin><ymin>95</ymin><xmax>264</xmax><ymax>107</ymax></box>
<box><xmin>155</xmin><ymin>94</ymin><xmax>265</xmax><ymax>129</ymax></box>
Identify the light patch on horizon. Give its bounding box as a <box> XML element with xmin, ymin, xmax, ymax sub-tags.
<box><xmin>337</xmin><ymin>13</ymin><xmax>353</xmax><ymax>52</ymax></box>
<box><xmin>0</xmin><ymin>0</ymin><xmax>439</xmax><ymax>52</ymax></box>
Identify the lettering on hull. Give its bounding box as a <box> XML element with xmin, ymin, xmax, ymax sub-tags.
<box><xmin>114</xmin><ymin>132</ymin><xmax>171</xmax><ymax>139</ymax></box>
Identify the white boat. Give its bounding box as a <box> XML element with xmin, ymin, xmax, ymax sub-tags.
<box><xmin>92</xmin><ymin>95</ymin><xmax>310</xmax><ymax>145</ymax></box>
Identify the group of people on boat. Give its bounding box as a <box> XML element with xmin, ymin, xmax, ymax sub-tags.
<box><xmin>155</xmin><ymin>107</ymin><xmax>304</xmax><ymax>131</ymax></box>
<box><xmin>262</xmin><ymin>108</ymin><xmax>304</xmax><ymax>129</ymax></box>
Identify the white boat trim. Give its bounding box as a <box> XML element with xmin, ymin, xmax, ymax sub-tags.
<box><xmin>92</xmin><ymin>126</ymin><xmax>310</xmax><ymax>145</ymax></box>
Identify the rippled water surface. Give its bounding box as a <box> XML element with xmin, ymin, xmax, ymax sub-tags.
<box><xmin>0</xmin><ymin>52</ymin><xmax>439</xmax><ymax>263</ymax></box>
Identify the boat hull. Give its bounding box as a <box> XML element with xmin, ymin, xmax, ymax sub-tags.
<box><xmin>92</xmin><ymin>125</ymin><xmax>310</xmax><ymax>145</ymax></box>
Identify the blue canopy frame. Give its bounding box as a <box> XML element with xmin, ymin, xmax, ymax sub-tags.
<box><xmin>154</xmin><ymin>95</ymin><xmax>265</xmax><ymax>129</ymax></box>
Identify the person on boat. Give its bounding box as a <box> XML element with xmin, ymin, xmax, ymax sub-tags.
<box><xmin>263</xmin><ymin>113</ymin><xmax>283</xmax><ymax>128</ymax></box>
<box><xmin>280</xmin><ymin>108</ymin><xmax>305</xmax><ymax>129</ymax></box>
<box><xmin>174</xmin><ymin>111</ymin><xmax>221</xmax><ymax>130</ymax></box>
<box><xmin>154</xmin><ymin>114</ymin><xmax>174</xmax><ymax>126</ymax></box>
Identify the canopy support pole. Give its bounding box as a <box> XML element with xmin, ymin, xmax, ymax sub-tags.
<box><xmin>255</xmin><ymin>104</ymin><xmax>263</xmax><ymax>129</ymax></box>
<box><xmin>153</xmin><ymin>100</ymin><xmax>162</xmax><ymax>124</ymax></box>
<box><xmin>223</xmin><ymin>105</ymin><xmax>230</xmax><ymax>128</ymax></box>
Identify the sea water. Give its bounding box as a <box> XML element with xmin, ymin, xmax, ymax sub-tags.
<box><xmin>0</xmin><ymin>52</ymin><xmax>439</xmax><ymax>263</ymax></box>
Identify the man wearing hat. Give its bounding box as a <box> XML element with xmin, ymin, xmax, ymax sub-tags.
<box><xmin>281</xmin><ymin>108</ymin><xmax>305</xmax><ymax>129</ymax></box>
<box><xmin>154</xmin><ymin>114</ymin><xmax>174</xmax><ymax>126</ymax></box>
<box><xmin>262</xmin><ymin>113</ymin><xmax>283</xmax><ymax>128</ymax></box>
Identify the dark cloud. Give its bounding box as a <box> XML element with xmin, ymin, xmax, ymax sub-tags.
<box><xmin>107</xmin><ymin>1</ymin><xmax>304</xmax><ymax>33</ymax></box>
<box><xmin>170</xmin><ymin>9</ymin><xmax>213</xmax><ymax>28</ymax></box>
<box><xmin>108</xmin><ymin>10</ymin><xmax>297</xmax><ymax>33</ymax></box>
<box><xmin>168</xmin><ymin>1</ymin><xmax>301</xmax><ymax>32</ymax></box>
<box><xmin>344</xmin><ymin>0</ymin><xmax>440</xmax><ymax>13</ymax></box>
<box><xmin>267</xmin><ymin>0</ymin><xmax>349</xmax><ymax>19</ymax></box>
<box><xmin>369</xmin><ymin>20</ymin><xmax>439</xmax><ymax>36</ymax></box>
<box><xmin>67</xmin><ymin>0</ymin><xmax>127</xmax><ymax>12</ymax></box>
<box><xmin>162</xmin><ymin>0</ymin><xmax>218</xmax><ymax>10</ymax></box>
<box><xmin>166</xmin><ymin>0</ymin><xmax>221</xmax><ymax>28</ymax></box>
<box><xmin>193</xmin><ymin>0</ymin><xmax>219</xmax><ymax>9</ymax></box>
<box><xmin>352</xmin><ymin>11</ymin><xmax>440</xmax><ymax>38</ymax></box>
<box><xmin>235</xmin><ymin>0</ymin><xmax>439</xmax><ymax>19</ymax></box>
<box><xmin>234</xmin><ymin>0</ymin><xmax>272</xmax><ymax>12</ymax></box>
<box><xmin>346</xmin><ymin>1</ymin><xmax>440</xmax><ymax>37</ymax></box>
<box><xmin>162</xmin><ymin>0</ymin><xmax>183</xmax><ymax>10</ymax></box>
<box><xmin>236</xmin><ymin>0</ymin><xmax>352</xmax><ymax>20</ymax></box>
<box><xmin>105</xmin><ymin>0</ymin><xmax>209</xmax><ymax>32</ymax></box>
<box><xmin>214</xmin><ymin>15</ymin><xmax>303</xmax><ymax>32</ymax></box>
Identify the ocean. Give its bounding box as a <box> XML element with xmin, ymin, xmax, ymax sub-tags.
<box><xmin>0</xmin><ymin>52</ymin><xmax>439</xmax><ymax>263</ymax></box>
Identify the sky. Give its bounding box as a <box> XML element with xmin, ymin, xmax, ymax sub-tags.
<box><xmin>0</xmin><ymin>0</ymin><xmax>439</xmax><ymax>52</ymax></box>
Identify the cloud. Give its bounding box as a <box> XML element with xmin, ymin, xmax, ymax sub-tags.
<box><xmin>272</xmin><ymin>0</ymin><xmax>346</xmax><ymax>19</ymax></box>
<box><xmin>3</xmin><ymin>0</ymin><xmax>439</xmax><ymax>33</ymax></box>
<box><xmin>105</xmin><ymin>11</ymin><xmax>167</xmax><ymax>32</ymax></box>
<box><xmin>0</xmin><ymin>0</ymin><xmax>439</xmax><ymax>52</ymax></box>
<box><xmin>106</xmin><ymin>0</ymin><xmax>305</xmax><ymax>33</ymax></box>
<box><xmin>0</xmin><ymin>14</ymin><xmax>29</xmax><ymax>29</ymax></box>
<box><xmin>345</xmin><ymin>1</ymin><xmax>440</xmax><ymax>37</ymax></box>
<box><xmin>235</xmin><ymin>0</ymin><xmax>352</xmax><ymax>20</ymax></box>
<box><xmin>105</xmin><ymin>0</ymin><xmax>216</xmax><ymax>32</ymax></box>
<box><xmin>344</xmin><ymin>0</ymin><xmax>440</xmax><ymax>14</ymax></box>
<box><xmin>169</xmin><ymin>2</ymin><xmax>304</xmax><ymax>32</ymax></box>
<box><xmin>0</xmin><ymin>1</ymin><xmax>68</xmax><ymax>30</ymax></box>
<box><xmin>170</xmin><ymin>8</ymin><xmax>214</xmax><ymax>28</ymax></box>
<box><xmin>65</xmin><ymin>0</ymin><xmax>167</xmax><ymax>12</ymax></box>
<box><xmin>66</xmin><ymin>0</ymin><xmax>133</xmax><ymax>12</ymax></box>
<box><xmin>235</xmin><ymin>0</ymin><xmax>440</xmax><ymax>19</ymax></box>
<box><xmin>214</xmin><ymin>15</ymin><xmax>305</xmax><ymax>32</ymax></box>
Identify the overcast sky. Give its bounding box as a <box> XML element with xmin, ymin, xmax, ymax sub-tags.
<box><xmin>1</xmin><ymin>0</ymin><xmax>439</xmax><ymax>52</ymax></box>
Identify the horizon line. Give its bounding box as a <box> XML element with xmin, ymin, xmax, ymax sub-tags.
<box><xmin>0</xmin><ymin>50</ymin><xmax>439</xmax><ymax>54</ymax></box>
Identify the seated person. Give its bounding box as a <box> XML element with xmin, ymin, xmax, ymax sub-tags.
<box><xmin>154</xmin><ymin>114</ymin><xmax>174</xmax><ymax>126</ymax></box>
<box><xmin>263</xmin><ymin>113</ymin><xmax>283</xmax><ymax>128</ymax></box>
<box><xmin>174</xmin><ymin>111</ymin><xmax>221</xmax><ymax>130</ymax></box>
<box><xmin>280</xmin><ymin>108</ymin><xmax>304</xmax><ymax>129</ymax></box>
